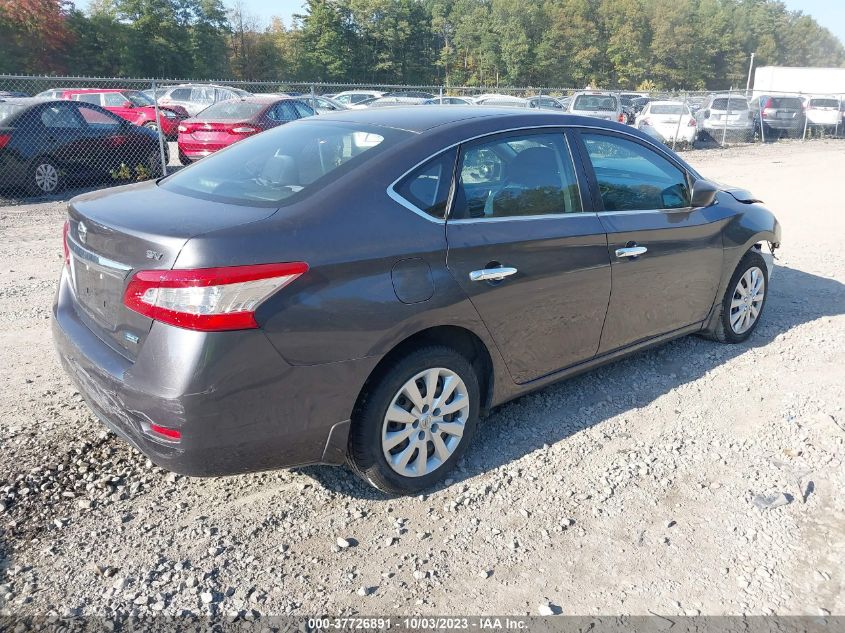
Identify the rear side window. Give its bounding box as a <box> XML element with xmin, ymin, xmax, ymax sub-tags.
<box><xmin>292</xmin><ymin>101</ymin><xmax>315</xmax><ymax>118</ymax></box>
<box><xmin>77</xmin><ymin>105</ymin><xmax>122</xmax><ymax>128</ymax></box>
<box><xmin>40</xmin><ymin>104</ymin><xmax>82</xmax><ymax>129</ymax></box>
<box><xmin>451</xmin><ymin>132</ymin><xmax>582</xmax><ymax>220</ymax></box>
<box><xmin>160</xmin><ymin>121</ymin><xmax>408</xmax><ymax>206</ymax></box>
<box><xmin>582</xmin><ymin>133</ymin><xmax>690</xmax><ymax>211</ymax></box>
<box><xmin>268</xmin><ymin>102</ymin><xmax>299</xmax><ymax>122</ymax></box>
<box><xmin>394</xmin><ymin>149</ymin><xmax>457</xmax><ymax>219</ymax></box>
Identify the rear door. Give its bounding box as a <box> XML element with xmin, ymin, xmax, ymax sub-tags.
<box><xmin>74</xmin><ymin>103</ymin><xmax>132</xmax><ymax>173</ymax></box>
<box><xmin>574</xmin><ymin>130</ymin><xmax>723</xmax><ymax>353</ymax></box>
<box><xmin>444</xmin><ymin>129</ymin><xmax>611</xmax><ymax>384</ymax></box>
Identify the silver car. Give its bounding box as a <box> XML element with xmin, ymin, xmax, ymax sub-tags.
<box><xmin>696</xmin><ymin>94</ymin><xmax>754</xmax><ymax>142</ymax></box>
<box><xmin>568</xmin><ymin>91</ymin><xmax>624</xmax><ymax>122</ymax></box>
<box><xmin>154</xmin><ymin>83</ymin><xmax>253</xmax><ymax>117</ymax></box>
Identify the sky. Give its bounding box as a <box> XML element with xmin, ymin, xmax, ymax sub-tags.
<box><xmin>73</xmin><ymin>0</ymin><xmax>845</xmax><ymax>47</ymax></box>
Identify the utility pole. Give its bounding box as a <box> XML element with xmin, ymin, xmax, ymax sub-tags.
<box><xmin>746</xmin><ymin>52</ymin><xmax>755</xmax><ymax>97</ymax></box>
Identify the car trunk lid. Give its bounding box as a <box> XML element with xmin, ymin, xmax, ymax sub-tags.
<box><xmin>66</xmin><ymin>180</ymin><xmax>278</xmax><ymax>360</ymax></box>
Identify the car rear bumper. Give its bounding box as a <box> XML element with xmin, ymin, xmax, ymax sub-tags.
<box><xmin>52</xmin><ymin>267</ymin><xmax>373</xmax><ymax>476</ymax></box>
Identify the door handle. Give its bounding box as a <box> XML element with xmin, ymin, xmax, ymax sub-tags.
<box><xmin>469</xmin><ymin>267</ymin><xmax>518</xmax><ymax>282</ymax></box>
<box><xmin>615</xmin><ymin>246</ymin><xmax>648</xmax><ymax>259</ymax></box>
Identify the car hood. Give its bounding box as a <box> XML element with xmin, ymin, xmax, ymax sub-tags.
<box><xmin>717</xmin><ymin>183</ymin><xmax>761</xmax><ymax>204</ymax></box>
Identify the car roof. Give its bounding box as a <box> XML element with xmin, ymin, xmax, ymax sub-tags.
<box><xmin>60</xmin><ymin>88</ymin><xmax>129</xmax><ymax>94</ymax></box>
<box><xmin>0</xmin><ymin>97</ymin><xmax>58</xmax><ymax>106</ymax></box>
<box><xmin>310</xmin><ymin>105</ymin><xmax>625</xmax><ymax>133</ymax></box>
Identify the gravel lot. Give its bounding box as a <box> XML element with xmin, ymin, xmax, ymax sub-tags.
<box><xmin>0</xmin><ymin>139</ymin><xmax>843</xmax><ymax>619</ymax></box>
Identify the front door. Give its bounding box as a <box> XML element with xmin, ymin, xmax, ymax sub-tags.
<box><xmin>574</xmin><ymin>130</ymin><xmax>724</xmax><ymax>353</ymax></box>
<box><xmin>445</xmin><ymin>130</ymin><xmax>611</xmax><ymax>384</ymax></box>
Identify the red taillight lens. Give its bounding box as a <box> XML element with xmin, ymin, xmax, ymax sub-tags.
<box><xmin>62</xmin><ymin>220</ymin><xmax>70</xmax><ymax>267</ymax></box>
<box><xmin>0</xmin><ymin>133</ymin><xmax>11</xmax><ymax>149</ymax></box>
<box><xmin>688</xmin><ymin>118</ymin><xmax>697</xmax><ymax>127</ymax></box>
<box><xmin>150</xmin><ymin>423</ymin><xmax>181</xmax><ymax>440</ymax></box>
<box><xmin>617</xmin><ymin>113</ymin><xmax>626</xmax><ymax>123</ymax></box>
<box><xmin>123</xmin><ymin>262</ymin><xmax>308</xmax><ymax>332</ymax></box>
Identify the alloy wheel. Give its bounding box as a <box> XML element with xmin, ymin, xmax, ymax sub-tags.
<box><xmin>381</xmin><ymin>367</ymin><xmax>470</xmax><ymax>478</ymax></box>
<box><xmin>34</xmin><ymin>162</ymin><xmax>59</xmax><ymax>193</ymax></box>
<box><xmin>729</xmin><ymin>266</ymin><xmax>765</xmax><ymax>334</ymax></box>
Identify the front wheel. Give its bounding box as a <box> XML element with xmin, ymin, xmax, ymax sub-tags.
<box><xmin>705</xmin><ymin>250</ymin><xmax>769</xmax><ymax>343</ymax></box>
<box><xmin>348</xmin><ymin>346</ymin><xmax>480</xmax><ymax>495</ymax></box>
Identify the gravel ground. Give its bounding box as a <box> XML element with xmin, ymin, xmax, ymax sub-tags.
<box><xmin>0</xmin><ymin>139</ymin><xmax>843</xmax><ymax>619</ymax></box>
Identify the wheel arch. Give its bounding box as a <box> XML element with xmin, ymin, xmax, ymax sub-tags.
<box><xmin>352</xmin><ymin>325</ymin><xmax>496</xmax><ymax>422</ymax></box>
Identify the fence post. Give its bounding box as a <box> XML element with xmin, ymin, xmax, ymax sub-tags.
<box><xmin>151</xmin><ymin>80</ymin><xmax>168</xmax><ymax>177</ymax></box>
<box><xmin>311</xmin><ymin>84</ymin><xmax>316</xmax><ymax>99</ymax></box>
<box><xmin>721</xmin><ymin>90</ymin><xmax>730</xmax><ymax>147</ymax></box>
<box><xmin>758</xmin><ymin>95</ymin><xmax>765</xmax><ymax>144</ymax></box>
<box><xmin>802</xmin><ymin>95</ymin><xmax>809</xmax><ymax>141</ymax></box>
<box><xmin>837</xmin><ymin>95</ymin><xmax>842</xmax><ymax>138</ymax></box>
<box><xmin>671</xmin><ymin>91</ymin><xmax>687</xmax><ymax>151</ymax></box>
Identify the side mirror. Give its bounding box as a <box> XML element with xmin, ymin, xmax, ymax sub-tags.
<box><xmin>691</xmin><ymin>178</ymin><xmax>719</xmax><ymax>208</ymax></box>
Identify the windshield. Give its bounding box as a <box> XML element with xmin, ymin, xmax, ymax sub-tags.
<box><xmin>573</xmin><ymin>95</ymin><xmax>618</xmax><ymax>111</ymax></box>
<box><xmin>712</xmin><ymin>98</ymin><xmax>748</xmax><ymax>111</ymax></box>
<box><xmin>124</xmin><ymin>91</ymin><xmax>154</xmax><ymax>107</ymax></box>
<box><xmin>160</xmin><ymin>121</ymin><xmax>408</xmax><ymax>206</ymax></box>
<box><xmin>0</xmin><ymin>103</ymin><xmax>25</xmax><ymax>124</ymax></box>
<box><xmin>809</xmin><ymin>98</ymin><xmax>838</xmax><ymax>108</ymax></box>
<box><xmin>197</xmin><ymin>101</ymin><xmax>265</xmax><ymax>120</ymax></box>
<box><xmin>651</xmin><ymin>104</ymin><xmax>687</xmax><ymax>115</ymax></box>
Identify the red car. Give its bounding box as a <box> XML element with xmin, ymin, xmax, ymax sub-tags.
<box><xmin>177</xmin><ymin>96</ymin><xmax>315</xmax><ymax>164</ymax></box>
<box><xmin>60</xmin><ymin>89</ymin><xmax>188</xmax><ymax>138</ymax></box>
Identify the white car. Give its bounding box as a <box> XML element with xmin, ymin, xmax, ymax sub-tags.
<box><xmin>636</xmin><ymin>101</ymin><xmax>697</xmax><ymax>144</ymax></box>
<box><xmin>804</xmin><ymin>96</ymin><xmax>842</xmax><ymax>129</ymax></box>
<box><xmin>332</xmin><ymin>90</ymin><xmax>385</xmax><ymax>108</ymax></box>
<box><xmin>474</xmin><ymin>94</ymin><xmax>528</xmax><ymax>107</ymax></box>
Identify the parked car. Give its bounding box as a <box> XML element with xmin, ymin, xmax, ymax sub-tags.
<box><xmin>154</xmin><ymin>83</ymin><xmax>253</xmax><ymax>117</ymax></box>
<box><xmin>527</xmin><ymin>96</ymin><xmax>566</xmax><ymax>111</ymax></box>
<box><xmin>35</xmin><ymin>88</ymin><xmax>74</xmax><ymax>99</ymax></box>
<box><xmin>749</xmin><ymin>95</ymin><xmax>806</xmax><ymax>139</ymax></box>
<box><xmin>568</xmin><ymin>91</ymin><xmax>625</xmax><ymax>123</ymax></box>
<box><xmin>383</xmin><ymin>91</ymin><xmax>436</xmax><ymax>99</ymax></box>
<box><xmin>332</xmin><ymin>90</ymin><xmax>385</xmax><ymax>106</ymax></box>
<box><xmin>475</xmin><ymin>95</ymin><xmax>528</xmax><ymax>107</ymax></box>
<box><xmin>630</xmin><ymin>96</ymin><xmax>651</xmax><ymax>114</ymax></box>
<box><xmin>424</xmin><ymin>96</ymin><xmax>474</xmax><ymax>105</ymax></box>
<box><xmin>636</xmin><ymin>100</ymin><xmax>697</xmax><ymax>144</ymax></box>
<box><xmin>60</xmin><ymin>89</ymin><xmax>188</xmax><ymax>138</ymax></box>
<box><xmin>0</xmin><ymin>98</ymin><xmax>165</xmax><ymax>195</ymax></box>
<box><xmin>362</xmin><ymin>96</ymin><xmax>430</xmax><ymax>108</ymax></box>
<box><xmin>301</xmin><ymin>95</ymin><xmax>348</xmax><ymax>113</ymax></box>
<box><xmin>177</xmin><ymin>96</ymin><xmax>314</xmax><ymax>164</ymax></box>
<box><xmin>619</xmin><ymin>96</ymin><xmax>637</xmax><ymax>123</ymax></box>
<box><xmin>0</xmin><ymin>90</ymin><xmax>29</xmax><ymax>98</ymax></box>
<box><xmin>53</xmin><ymin>107</ymin><xmax>780</xmax><ymax>494</ymax></box>
<box><xmin>695</xmin><ymin>93</ymin><xmax>754</xmax><ymax>142</ymax></box>
<box><xmin>802</xmin><ymin>96</ymin><xmax>840</xmax><ymax>132</ymax></box>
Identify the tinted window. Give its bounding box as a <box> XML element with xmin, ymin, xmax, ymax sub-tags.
<box><xmin>394</xmin><ymin>149</ymin><xmax>457</xmax><ymax>219</ymax></box>
<box><xmin>573</xmin><ymin>95</ymin><xmax>618</xmax><ymax>111</ymax></box>
<box><xmin>711</xmin><ymin>98</ymin><xmax>748</xmax><ymax>111</ymax></box>
<box><xmin>452</xmin><ymin>133</ymin><xmax>582</xmax><ymax>220</ymax></box>
<box><xmin>292</xmin><ymin>101</ymin><xmax>315</xmax><ymax>118</ymax></box>
<box><xmin>40</xmin><ymin>104</ymin><xmax>82</xmax><ymax>129</ymax></box>
<box><xmin>809</xmin><ymin>98</ymin><xmax>838</xmax><ymax>108</ymax></box>
<box><xmin>197</xmin><ymin>101</ymin><xmax>263</xmax><ymax>120</ymax></box>
<box><xmin>268</xmin><ymin>102</ymin><xmax>298</xmax><ymax>122</ymax></box>
<box><xmin>160</xmin><ymin>121</ymin><xmax>407</xmax><ymax>206</ymax></box>
<box><xmin>77</xmin><ymin>105</ymin><xmax>122</xmax><ymax>128</ymax></box>
<box><xmin>168</xmin><ymin>88</ymin><xmax>191</xmax><ymax>100</ymax></box>
<box><xmin>768</xmin><ymin>97</ymin><xmax>802</xmax><ymax>109</ymax></box>
<box><xmin>582</xmin><ymin>133</ymin><xmax>690</xmax><ymax>211</ymax></box>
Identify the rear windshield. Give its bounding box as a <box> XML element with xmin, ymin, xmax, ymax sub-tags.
<box><xmin>809</xmin><ymin>98</ymin><xmax>838</xmax><ymax>108</ymax></box>
<box><xmin>711</xmin><ymin>98</ymin><xmax>748</xmax><ymax>111</ymax></box>
<box><xmin>767</xmin><ymin>97</ymin><xmax>802</xmax><ymax>109</ymax></box>
<box><xmin>197</xmin><ymin>101</ymin><xmax>265</xmax><ymax>120</ymax></box>
<box><xmin>160</xmin><ymin>121</ymin><xmax>408</xmax><ymax>206</ymax></box>
<box><xmin>650</xmin><ymin>104</ymin><xmax>687</xmax><ymax>115</ymax></box>
<box><xmin>573</xmin><ymin>95</ymin><xmax>618</xmax><ymax>111</ymax></box>
<box><xmin>0</xmin><ymin>103</ymin><xmax>25</xmax><ymax>125</ymax></box>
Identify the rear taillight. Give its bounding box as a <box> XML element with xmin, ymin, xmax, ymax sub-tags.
<box><xmin>123</xmin><ymin>262</ymin><xmax>308</xmax><ymax>332</ymax></box>
<box><xmin>0</xmin><ymin>133</ymin><xmax>10</xmax><ymax>149</ymax></box>
<box><xmin>688</xmin><ymin>118</ymin><xmax>697</xmax><ymax>127</ymax></box>
<box><xmin>231</xmin><ymin>126</ymin><xmax>259</xmax><ymax>134</ymax></box>
<box><xmin>62</xmin><ymin>220</ymin><xmax>70</xmax><ymax>267</ymax></box>
<box><xmin>617</xmin><ymin>113</ymin><xmax>626</xmax><ymax>123</ymax></box>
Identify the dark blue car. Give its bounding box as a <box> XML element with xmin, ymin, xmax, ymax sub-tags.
<box><xmin>0</xmin><ymin>98</ymin><xmax>166</xmax><ymax>196</ymax></box>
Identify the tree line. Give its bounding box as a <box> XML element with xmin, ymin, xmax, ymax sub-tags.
<box><xmin>2</xmin><ymin>0</ymin><xmax>844</xmax><ymax>90</ymax></box>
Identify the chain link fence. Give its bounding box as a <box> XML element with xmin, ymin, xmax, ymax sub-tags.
<box><xmin>1</xmin><ymin>75</ymin><xmax>843</xmax><ymax>202</ymax></box>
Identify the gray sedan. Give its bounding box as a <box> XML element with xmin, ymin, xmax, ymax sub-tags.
<box><xmin>53</xmin><ymin>107</ymin><xmax>780</xmax><ymax>494</ymax></box>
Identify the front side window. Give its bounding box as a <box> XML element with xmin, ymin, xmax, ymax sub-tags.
<box><xmin>394</xmin><ymin>149</ymin><xmax>457</xmax><ymax>219</ymax></box>
<box><xmin>160</xmin><ymin>121</ymin><xmax>407</xmax><ymax>206</ymax></box>
<box><xmin>451</xmin><ymin>132</ymin><xmax>582</xmax><ymax>220</ymax></box>
<box><xmin>582</xmin><ymin>133</ymin><xmax>690</xmax><ymax>211</ymax></box>
<box><xmin>73</xmin><ymin>93</ymin><xmax>101</xmax><ymax>104</ymax></box>
<box><xmin>102</xmin><ymin>92</ymin><xmax>127</xmax><ymax>107</ymax></box>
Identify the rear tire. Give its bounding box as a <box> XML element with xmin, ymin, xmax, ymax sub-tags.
<box><xmin>703</xmin><ymin>250</ymin><xmax>768</xmax><ymax>344</ymax></box>
<box><xmin>28</xmin><ymin>156</ymin><xmax>63</xmax><ymax>196</ymax></box>
<box><xmin>348</xmin><ymin>345</ymin><xmax>480</xmax><ymax>495</ymax></box>
<box><xmin>178</xmin><ymin>150</ymin><xmax>191</xmax><ymax>166</ymax></box>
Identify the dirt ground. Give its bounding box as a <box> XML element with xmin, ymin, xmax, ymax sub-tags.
<box><xmin>0</xmin><ymin>139</ymin><xmax>843</xmax><ymax>619</ymax></box>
